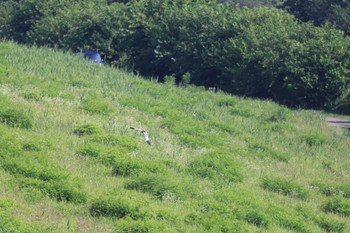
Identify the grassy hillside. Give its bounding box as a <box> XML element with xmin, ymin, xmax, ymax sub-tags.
<box><xmin>0</xmin><ymin>41</ymin><xmax>349</xmax><ymax>232</ymax></box>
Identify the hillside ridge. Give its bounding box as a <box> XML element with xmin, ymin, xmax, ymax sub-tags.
<box><xmin>0</xmin><ymin>42</ymin><xmax>349</xmax><ymax>232</ymax></box>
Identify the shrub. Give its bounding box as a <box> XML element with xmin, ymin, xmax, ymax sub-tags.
<box><xmin>45</xmin><ymin>180</ymin><xmax>87</xmax><ymax>204</ymax></box>
<box><xmin>112</xmin><ymin>157</ymin><xmax>166</xmax><ymax>177</ymax></box>
<box><xmin>20</xmin><ymin>178</ymin><xmax>87</xmax><ymax>204</ymax></box>
<box><xmin>0</xmin><ymin>109</ymin><xmax>33</xmax><ymax>129</ymax></box>
<box><xmin>90</xmin><ymin>196</ymin><xmax>146</xmax><ymax>219</ymax></box>
<box><xmin>115</xmin><ymin>219</ymin><xmax>167</xmax><ymax>233</ymax></box>
<box><xmin>125</xmin><ymin>174</ymin><xmax>185</xmax><ymax>201</ymax></box>
<box><xmin>69</xmin><ymin>77</ymin><xmax>91</xmax><ymax>87</ymax></box>
<box><xmin>81</xmin><ymin>95</ymin><xmax>113</xmax><ymax>115</ymax></box>
<box><xmin>22</xmin><ymin>91</ymin><xmax>43</xmax><ymax>101</ymax></box>
<box><xmin>267</xmin><ymin>205</ymin><xmax>309</xmax><ymax>233</ymax></box>
<box><xmin>73</xmin><ymin>123</ymin><xmax>102</xmax><ymax>136</ymax></box>
<box><xmin>2</xmin><ymin>160</ymin><xmax>64</xmax><ymax>182</ymax></box>
<box><xmin>322</xmin><ymin>197</ymin><xmax>350</xmax><ymax>217</ymax></box>
<box><xmin>77</xmin><ymin>143</ymin><xmax>126</xmax><ymax>165</ymax></box>
<box><xmin>246</xmin><ymin>136</ymin><xmax>290</xmax><ymax>162</ymax></box>
<box><xmin>265</xmin><ymin>108</ymin><xmax>291</xmax><ymax>122</ymax></box>
<box><xmin>184</xmin><ymin>211</ymin><xmax>244</xmax><ymax>233</ymax></box>
<box><xmin>301</xmin><ymin>132</ymin><xmax>328</xmax><ymax>146</ymax></box>
<box><xmin>216</xmin><ymin>98</ymin><xmax>237</xmax><ymax>107</ymax></box>
<box><xmin>261</xmin><ymin>176</ymin><xmax>309</xmax><ymax>200</ymax></box>
<box><xmin>91</xmin><ymin>134</ymin><xmax>139</xmax><ymax>150</ymax></box>
<box><xmin>22</xmin><ymin>142</ymin><xmax>42</xmax><ymax>152</ymax></box>
<box><xmin>0</xmin><ymin>197</ymin><xmax>33</xmax><ymax>233</ymax></box>
<box><xmin>312</xmin><ymin>182</ymin><xmax>350</xmax><ymax>199</ymax></box>
<box><xmin>77</xmin><ymin>143</ymin><xmax>108</xmax><ymax>158</ymax></box>
<box><xmin>244</xmin><ymin>210</ymin><xmax>269</xmax><ymax>229</ymax></box>
<box><xmin>316</xmin><ymin>217</ymin><xmax>346</xmax><ymax>233</ymax></box>
<box><xmin>188</xmin><ymin>152</ymin><xmax>243</xmax><ymax>184</ymax></box>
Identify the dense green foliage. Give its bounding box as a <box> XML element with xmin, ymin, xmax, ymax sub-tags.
<box><xmin>1</xmin><ymin>0</ymin><xmax>350</xmax><ymax>109</ymax></box>
<box><xmin>281</xmin><ymin>0</ymin><xmax>350</xmax><ymax>35</ymax></box>
<box><xmin>0</xmin><ymin>41</ymin><xmax>349</xmax><ymax>232</ymax></box>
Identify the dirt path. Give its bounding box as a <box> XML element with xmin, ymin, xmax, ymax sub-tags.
<box><xmin>325</xmin><ymin>117</ymin><xmax>350</xmax><ymax>130</ymax></box>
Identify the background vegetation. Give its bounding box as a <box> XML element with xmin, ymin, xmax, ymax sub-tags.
<box><xmin>0</xmin><ymin>41</ymin><xmax>349</xmax><ymax>232</ymax></box>
<box><xmin>1</xmin><ymin>0</ymin><xmax>349</xmax><ymax>110</ymax></box>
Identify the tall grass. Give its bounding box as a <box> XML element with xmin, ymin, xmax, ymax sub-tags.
<box><xmin>0</xmin><ymin>41</ymin><xmax>349</xmax><ymax>232</ymax></box>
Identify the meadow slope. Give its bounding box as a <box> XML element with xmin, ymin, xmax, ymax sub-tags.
<box><xmin>0</xmin><ymin>41</ymin><xmax>349</xmax><ymax>232</ymax></box>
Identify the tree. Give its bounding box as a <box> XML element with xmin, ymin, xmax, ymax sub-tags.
<box><xmin>281</xmin><ymin>0</ymin><xmax>350</xmax><ymax>35</ymax></box>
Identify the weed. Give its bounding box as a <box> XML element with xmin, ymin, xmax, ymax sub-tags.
<box><xmin>81</xmin><ymin>95</ymin><xmax>113</xmax><ymax>115</ymax></box>
<box><xmin>73</xmin><ymin>123</ymin><xmax>102</xmax><ymax>136</ymax></box>
<box><xmin>265</xmin><ymin>107</ymin><xmax>291</xmax><ymax>122</ymax></box>
<box><xmin>112</xmin><ymin>157</ymin><xmax>166</xmax><ymax>177</ymax></box>
<box><xmin>188</xmin><ymin>152</ymin><xmax>243</xmax><ymax>183</ymax></box>
<box><xmin>316</xmin><ymin>216</ymin><xmax>346</xmax><ymax>233</ymax></box>
<box><xmin>322</xmin><ymin>197</ymin><xmax>350</xmax><ymax>217</ymax></box>
<box><xmin>0</xmin><ymin>109</ymin><xmax>33</xmax><ymax>129</ymax></box>
<box><xmin>261</xmin><ymin>176</ymin><xmax>309</xmax><ymax>200</ymax></box>
<box><xmin>20</xmin><ymin>178</ymin><xmax>87</xmax><ymax>204</ymax></box>
<box><xmin>312</xmin><ymin>181</ymin><xmax>350</xmax><ymax>198</ymax></box>
<box><xmin>301</xmin><ymin>132</ymin><xmax>328</xmax><ymax>146</ymax></box>
<box><xmin>244</xmin><ymin>210</ymin><xmax>269</xmax><ymax>228</ymax></box>
<box><xmin>22</xmin><ymin>91</ymin><xmax>43</xmax><ymax>101</ymax></box>
<box><xmin>90</xmin><ymin>196</ymin><xmax>147</xmax><ymax>219</ymax></box>
<box><xmin>0</xmin><ymin>197</ymin><xmax>33</xmax><ymax>233</ymax></box>
<box><xmin>125</xmin><ymin>173</ymin><xmax>185</xmax><ymax>201</ymax></box>
<box><xmin>268</xmin><ymin>205</ymin><xmax>309</xmax><ymax>233</ymax></box>
<box><xmin>115</xmin><ymin>219</ymin><xmax>167</xmax><ymax>233</ymax></box>
<box><xmin>22</xmin><ymin>142</ymin><xmax>42</xmax><ymax>152</ymax></box>
<box><xmin>216</xmin><ymin>98</ymin><xmax>237</xmax><ymax>107</ymax></box>
<box><xmin>91</xmin><ymin>134</ymin><xmax>139</xmax><ymax>150</ymax></box>
<box><xmin>78</xmin><ymin>143</ymin><xmax>108</xmax><ymax>158</ymax></box>
<box><xmin>69</xmin><ymin>77</ymin><xmax>91</xmax><ymax>87</ymax></box>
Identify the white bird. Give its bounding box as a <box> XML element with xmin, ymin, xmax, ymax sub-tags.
<box><xmin>130</xmin><ymin>127</ymin><xmax>151</xmax><ymax>145</ymax></box>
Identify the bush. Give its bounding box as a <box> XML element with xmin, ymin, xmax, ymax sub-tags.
<box><xmin>90</xmin><ymin>196</ymin><xmax>146</xmax><ymax>219</ymax></box>
<box><xmin>2</xmin><ymin>159</ymin><xmax>64</xmax><ymax>182</ymax></box>
<box><xmin>312</xmin><ymin>182</ymin><xmax>350</xmax><ymax>199</ymax></box>
<box><xmin>316</xmin><ymin>216</ymin><xmax>346</xmax><ymax>233</ymax></box>
<box><xmin>20</xmin><ymin>178</ymin><xmax>87</xmax><ymax>204</ymax></box>
<box><xmin>188</xmin><ymin>152</ymin><xmax>243</xmax><ymax>183</ymax></box>
<box><xmin>112</xmin><ymin>157</ymin><xmax>166</xmax><ymax>177</ymax></box>
<box><xmin>0</xmin><ymin>197</ymin><xmax>33</xmax><ymax>233</ymax></box>
<box><xmin>78</xmin><ymin>143</ymin><xmax>108</xmax><ymax>158</ymax></box>
<box><xmin>246</xmin><ymin>135</ymin><xmax>290</xmax><ymax>162</ymax></box>
<box><xmin>115</xmin><ymin>219</ymin><xmax>167</xmax><ymax>233</ymax></box>
<box><xmin>124</xmin><ymin>174</ymin><xmax>185</xmax><ymax>201</ymax></box>
<box><xmin>22</xmin><ymin>142</ymin><xmax>42</xmax><ymax>152</ymax></box>
<box><xmin>261</xmin><ymin>176</ymin><xmax>309</xmax><ymax>200</ymax></box>
<box><xmin>73</xmin><ymin>123</ymin><xmax>102</xmax><ymax>136</ymax></box>
<box><xmin>322</xmin><ymin>197</ymin><xmax>350</xmax><ymax>217</ymax></box>
<box><xmin>77</xmin><ymin>143</ymin><xmax>127</xmax><ymax>165</ymax></box>
<box><xmin>244</xmin><ymin>210</ymin><xmax>269</xmax><ymax>229</ymax></box>
<box><xmin>81</xmin><ymin>95</ymin><xmax>113</xmax><ymax>115</ymax></box>
<box><xmin>0</xmin><ymin>109</ymin><xmax>33</xmax><ymax>129</ymax></box>
<box><xmin>301</xmin><ymin>132</ymin><xmax>328</xmax><ymax>146</ymax></box>
<box><xmin>91</xmin><ymin>134</ymin><xmax>139</xmax><ymax>150</ymax></box>
<box><xmin>22</xmin><ymin>91</ymin><xmax>43</xmax><ymax>101</ymax></box>
<box><xmin>45</xmin><ymin>180</ymin><xmax>87</xmax><ymax>204</ymax></box>
<box><xmin>267</xmin><ymin>205</ymin><xmax>309</xmax><ymax>233</ymax></box>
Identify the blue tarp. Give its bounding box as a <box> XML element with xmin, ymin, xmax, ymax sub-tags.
<box><xmin>81</xmin><ymin>51</ymin><xmax>102</xmax><ymax>64</ymax></box>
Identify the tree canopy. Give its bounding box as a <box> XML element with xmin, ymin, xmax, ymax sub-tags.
<box><xmin>1</xmin><ymin>0</ymin><xmax>349</xmax><ymax>109</ymax></box>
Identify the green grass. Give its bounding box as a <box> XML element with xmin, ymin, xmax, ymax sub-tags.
<box><xmin>0</xmin><ymin>41</ymin><xmax>349</xmax><ymax>232</ymax></box>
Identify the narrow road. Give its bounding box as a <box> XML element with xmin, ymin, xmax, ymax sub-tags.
<box><xmin>325</xmin><ymin>117</ymin><xmax>350</xmax><ymax>130</ymax></box>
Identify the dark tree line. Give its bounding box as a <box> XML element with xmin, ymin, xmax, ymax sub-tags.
<box><xmin>282</xmin><ymin>0</ymin><xmax>350</xmax><ymax>35</ymax></box>
<box><xmin>1</xmin><ymin>0</ymin><xmax>350</xmax><ymax>110</ymax></box>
